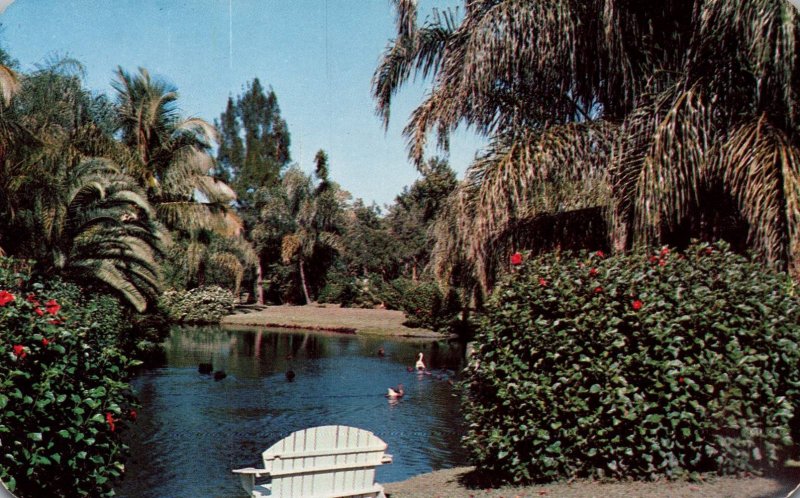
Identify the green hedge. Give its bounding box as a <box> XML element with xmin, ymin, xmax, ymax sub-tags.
<box><xmin>462</xmin><ymin>242</ymin><xmax>800</xmax><ymax>483</ymax></box>
<box><xmin>0</xmin><ymin>259</ymin><xmax>137</xmax><ymax>497</ymax></box>
<box><xmin>158</xmin><ymin>285</ymin><xmax>236</xmax><ymax>323</ymax></box>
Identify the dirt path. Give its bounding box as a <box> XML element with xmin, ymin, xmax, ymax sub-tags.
<box><xmin>221</xmin><ymin>303</ymin><xmax>449</xmax><ymax>338</ymax></box>
<box><xmin>384</xmin><ymin>466</ymin><xmax>799</xmax><ymax>498</ymax></box>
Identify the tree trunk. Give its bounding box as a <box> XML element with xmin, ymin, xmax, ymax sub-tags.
<box><xmin>256</xmin><ymin>257</ymin><xmax>265</xmax><ymax>305</ymax></box>
<box><xmin>299</xmin><ymin>257</ymin><xmax>312</xmax><ymax>304</ymax></box>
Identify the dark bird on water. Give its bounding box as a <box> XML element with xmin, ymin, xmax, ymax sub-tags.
<box><xmin>377</xmin><ymin>347</ymin><xmax>385</xmax><ymax>357</ymax></box>
<box><xmin>198</xmin><ymin>363</ymin><xmax>213</xmax><ymax>374</ymax></box>
<box><xmin>213</xmin><ymin>370</ymin><xmax>227</xmax><ymax>381</ymax></box>
<box><xmin>286</xmin><ymin>370</ymin><xmax>296</xmax><ymax>381</ymax></box>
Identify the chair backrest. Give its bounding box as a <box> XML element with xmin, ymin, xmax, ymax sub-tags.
<box><xmin>261</xmin><ymin>425</ymin><xmax>388</xmax><ymax>497</ymax></box>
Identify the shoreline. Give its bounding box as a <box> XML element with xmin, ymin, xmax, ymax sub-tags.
<box><xmin>221</xmin><ymin>303</ymin><xmax>452</xmax><ymax>339</ymax></box>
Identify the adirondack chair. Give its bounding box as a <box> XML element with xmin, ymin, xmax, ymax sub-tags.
<box><xmin>232</xmin><ymin>425</ymin><xmax>393</xmax><ymax>498</ymax></box>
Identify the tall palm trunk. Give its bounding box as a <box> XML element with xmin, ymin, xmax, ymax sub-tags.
<box><xmin>298</xmin><ymin>257</ymin><xmax>312</xmax><ymax>304</ymax></box>
<box><xmin>256</xmin><ymin>256</ymin><xmax>265</xmax><ymax>305</ymax></box>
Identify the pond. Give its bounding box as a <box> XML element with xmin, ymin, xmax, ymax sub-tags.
<box><xmin>114</xmin><ymin>325</ymin><xmax>470</xmax><ymax>498</ymax></box>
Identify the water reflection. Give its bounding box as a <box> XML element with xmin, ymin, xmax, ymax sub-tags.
<box><xmin>115</xmin><ymin>326</ymin><xmax>469</xmax><ymax>498</ymax></box>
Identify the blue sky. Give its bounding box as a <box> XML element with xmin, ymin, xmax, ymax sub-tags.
<box><xmin>0</xmin><ymin>0</ymin><xmax>485</xmax><ymax>207</ymax></box>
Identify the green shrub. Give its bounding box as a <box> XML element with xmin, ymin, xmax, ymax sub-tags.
<box><xmin>462</xmin><ymin>242</ymin><xmax>800</xmax><ymax>483</ymax></box>
<box><xmin>379</xmin><ymin>278</ymin><xmax>462</xmax><ymax>333</ymax></box>
<box><xmin>158</xmin><ymin>285</ymin><xmax>236</xmax><ymax>324</ymax></box>
<box><xmin>0</xmin><ymin>259</ymin><xmax>137</xmax><ymax>497</ymax></box>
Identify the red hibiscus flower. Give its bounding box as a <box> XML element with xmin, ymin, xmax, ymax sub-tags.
<box><xmin>678</xmin><ymin>376</ymin><xmax>685</xmax><ymax>384</ymax></box>
<box><xmin>595</xmin><ymin>250</ymin><xmax>605</xmax><ymax>258</ymax></box>
<box><xmin>41</xmin><ymin>338</ymin><xmax>50</xmax><ymax>347</ymax></box>
<box><xmin>0</xmin><ymin>290</ymin><xmax>15</xmax><ymax>307</ymax></box>
<box><xmin>589</xmin><ymin>268</ymin><xmax>598</xmax><ymax>277</ymax></box>
<box><xmin>105</xmin><ymin>412</ymin><xmax>116</xmax><ymax>432</ymax></box>
<box><xmin>649</xmin><ymin>255</ymin><xmax>659</xmax><ymax>264</ymax></box>
<box><xmin>510</xmin><ymin>252</ymin><xmax>523</xmax><ymax>265</ymax></box>
<box><xmin>45</xmin><ymin>299</ymin><xmax>60</xmax><ymax>315</ymax></box>
<box><xmin>34</xmin><ymin>307</ymin><xmax>44</xmax><ymax>317</ymax></box>
<box><xmin>538</xmin><ymin>277</ymin><xmax>548</xmax><ymax>287</ymax></box>
<box><xmin>632</xmin><ymin>299</ymin><xmax>643</xmax><ymax>311</ymax></box>
<box><xmin>26</xmin><ymin>293</ymin><xmax>38</xmax><ymax>303</ymax></box>
<box><xmin>129</xmin><ymin>409</ymin><xmax>138</xmax><ymax>421</ymax></box>
<box><xmin>12</xmin><ymin>344</ymin><xmax>26</xmax><ymax>359</ymax></box>
<box><xmin>660</xmin><ymin>247</ymin><xmax>670</xmax><ymax>256</ymax></box>
<box><xmin>594</xmin><ymin>286</ymin><xmax>603</xmax><ymax>294</ymax></box>
<box><xmin>48</xmin><ymin>319</ymin><xmax>62</xmax><ymax>326</ymax></box>
<box><xmin>658</xmin><ymin>259</ymin><xmax>667</xmax><ymax>267</ymax></box>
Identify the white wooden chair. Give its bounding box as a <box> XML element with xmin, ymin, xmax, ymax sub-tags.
<box><xmin>232</xmin><ymin>425</ymin><xmax>393</xmax><ymax>498</ymax></box>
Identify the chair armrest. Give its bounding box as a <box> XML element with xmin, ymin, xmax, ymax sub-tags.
<box><xmin>381</xmin><ymin>454</ymin><xmax>393</xmax><ymax>464</ymax></box>
<box><xmin>232</xmin><ymin>467</ymin><xmax>269</xmax><ymax>477</ymax></box>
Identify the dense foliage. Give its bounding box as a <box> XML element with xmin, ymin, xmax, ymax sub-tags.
<box><xmin>0</xmin><ymin>259</ymin><xmax>137</xmax><ymax>497</ymax></box>
<box><xmin>462</xmin><ymin>242</ymin><xmax>800</xmax><ymax>483</ymax></box>
<box><xmin>158</xmin><ymin>286</ymin><xmax>236</xmax><ymax>324</ymax></box>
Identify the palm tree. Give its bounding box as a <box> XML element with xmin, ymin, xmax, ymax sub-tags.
<box><xmin>254</xmin><ymin>153</ymin><xmax>344</xmax><ymax>304</ymax></box>
<box><xmin>0</xmin><ymin>59</ymin><xmax>164</xmax><ymax>311</ymax></box>
<box><xmin>374</xmin><ymin>0</ymin><xmax>800</xmax><ymax>289</ymax></box>
<box><xmin>112</xmin><ymin>66</ymin><xmax>241</xmax><ymax>236</ymax></box>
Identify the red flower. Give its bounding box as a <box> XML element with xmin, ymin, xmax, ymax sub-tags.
<box><xmin>41</xmin><ymin>338</ymin><xmax>49</xmax><ymax>347</ymax></box>
<box><xmin>632</xmin><ymin>299</ymin><xmax>643</xmax><ymax>311</ymax></box>
<box><xmin>26</xmin><ymin>293</ymin><xmax>38</xmax><ymax>303</ymax></box>
<box><xmin>660</xmin><ymin>247</ymin><xmax>670</xmax><ymax>257</ymax></box>
<box><xmin>595</xmin><ymin>250</ymin><xmax>605</xmax><ymax>258</ymax></box>
<box><xmin>705</xmin><ymin>247</ymin><xmax>713</xmax><ymax>255</ymax></box>
<box><xmin>510</xmin><ymin>252</ymin><xmax>523</xmax><ymax>265</ymax></box>
<box><xmin>589</xmin><ymin>268</ymin><xmax>598</xmax><ymax>277</ymax></box>
<box><xmin>105</xmin><ymin>412</ymin><xmax>116</xmax><ymax>432</ymax></box>
<box><xmin>649</xmin><ymin>255</ymin><xmax>659</xmax><ymax>264</ymax></box>
<box><xmin>34</xmin><ymin>307</ymin><xmax>44</xmax><ymax>317</ymax></box>
<box><xmin>45</xmin><ymin>299</ymin><xmax>60</xmax><ymax>315</ymax></box>
<box><xmin>0</xmin><ymin>290</ymin><xmax>15</xmax><ymax>307</ymax></box>
<box><xmin>12</xmin><ymin>344</ymin><xmax>26</xmax><ymax>359</ymax></box>
<box><xmin>129</xmin><ymin>409</ymin><xmax>138</xmax><ymax>421</ymax></box>
<box><xmin>658</xmin><ymin>259</ymin><xmax>667</xmax><ymax>267</ymax></box>
<box><xmin>48</xmin><ymin>319</ymin><xmax>62</xmax><ymax>326</ymax></box>
<box><xmin>678</xmin><ymin>376</ymin><xmax>685</xmax><ymax>384</ymax></box>
<box><xmin>594</xmin><ymin>286</ymin><xmax>603</xmax><ymax>294</ymax></box>
<box><xmin>538</xmin><ymin>277</ymin><xmax>548</xmax><ymax>287</ymax></box>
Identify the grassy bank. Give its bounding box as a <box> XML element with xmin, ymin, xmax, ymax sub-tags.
<box><xmin>221</xmin><ymin>304</ymin><xmax>449</xmax><ymax>338</ymax></box>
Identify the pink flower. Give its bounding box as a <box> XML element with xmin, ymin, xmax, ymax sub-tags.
<box><xmin>0</xmin><ymin>291</ymin><xmax>15</xmax><ymax>307</ymax></box>
<box><xmin>632</xmin><ymin>300</ymin><xmax>643</xmax><ymax>311</ymax></box>
<box><xmin>510</xmin><ymin>252</ymin><xmax>523</xmax><ymax>265</ymax></box>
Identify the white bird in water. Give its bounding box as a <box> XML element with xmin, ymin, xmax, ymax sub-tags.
<box><xmin>415</xmin><ymin>352</ymin><xmax>426</xmax><ymax>371</ymax></box>
<box><xmin>386</xmin><ymin>384</ymin><xmax>404</xmax><ymax>398</ymax></box>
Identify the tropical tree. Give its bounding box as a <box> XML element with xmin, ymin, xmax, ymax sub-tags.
<box><xmin>373</xmin><ymin>0</ymin><xmax>800</xmax><ymax>289</ymax></box>
<box><xmin>0</xmin><ymin>60</ymin><xmax>163</xmax><ymax>311</ymax></box>
<box><xmin>253</xmin><ymin>152</ymin><xmax>344</xmax><ymax>304</ymax></box>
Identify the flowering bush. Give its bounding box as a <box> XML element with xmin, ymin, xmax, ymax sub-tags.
<box><xmin>158</xmin><ymin>285</ymin><xmax>236</xmax><ymax>323</ymax></box>
<box><xmin>462</xmin><ymin>242</ymin><xmax>800</xmax><ymax>483</ymax></box>
<box><xmin>0</xmin><ymin>259</ymin><xmax>137</xmax><ymax>497</ymax></box>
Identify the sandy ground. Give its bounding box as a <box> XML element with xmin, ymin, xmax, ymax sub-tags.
<box><xmin>384</xmin><ymin>466</ymin><xmax>800</xmax><ymax>498</ymax></box>
<box><xmin>221</xmin><ymin>305</ymin><xmax>800</xmax><ymax>498</ymax></box>
<box><xmin>221</xmin><ymin>303</ymin><xmax>448</xmax><ymax>338</ymax></box>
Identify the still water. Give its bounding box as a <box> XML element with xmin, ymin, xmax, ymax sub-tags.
<box><xmin>115</xmin><ymin>325</ymin><xmax>470</xmax><ymax>498</ymax></box>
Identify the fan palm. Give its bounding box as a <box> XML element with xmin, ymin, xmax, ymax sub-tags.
<box><xmin>374</xmin><ymin>0</ymin><xmax>800</xmax><ymax>289</ymax></box>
